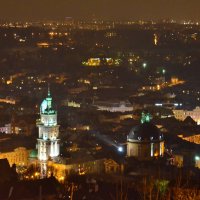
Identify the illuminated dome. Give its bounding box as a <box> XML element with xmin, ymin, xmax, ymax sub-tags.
<box><xmin>127</xmin><ymin>112</ymin><xmax>165</xmax><ymax>159</ymax></box>
<box><xmin>127</xmin><ymin>122</ymin><xmax>163</xmax><ymax>142</ymax></box>
<box><xmin>29</xmin><ymin>149</ymin><xmax>38</xmax><ymax>158</ymax></box>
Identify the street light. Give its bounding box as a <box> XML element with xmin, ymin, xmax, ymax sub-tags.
<box><xmin>142</xmin><ymin>63</ymin><xmax>147</xmax><ymax>68</ymax></box>
<box><xmin>195</xmin><ymin>156</ymin><xmax>200</xmax><ymax>161</ymax></box>
<box><xmin>118</xmin><ymin>147</ymin><xmax>123</xmax><ymax>152</ymax></box>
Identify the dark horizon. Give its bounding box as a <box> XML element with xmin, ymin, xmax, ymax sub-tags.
<box><xmin>0</xmin><ymin>0</ymin><xmax>200</xmax><ymax>21</ymax></box>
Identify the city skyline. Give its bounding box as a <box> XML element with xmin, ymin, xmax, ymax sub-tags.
<box><xmin>1</xmin><ymin>1</ymin><xmax>200</xmax><ymax>199</ymax></box>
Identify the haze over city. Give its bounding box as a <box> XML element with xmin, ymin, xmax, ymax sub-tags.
<box><xmin>0</xmin><ymin>0</ymin><xmax>200</xmax><ymax>21</ymax></box>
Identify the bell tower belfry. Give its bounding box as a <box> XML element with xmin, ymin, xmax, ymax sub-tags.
<box><xmin>37</xmin><ymin>88</ymin><xmax>60</xmax><ymax>161</ymax></box>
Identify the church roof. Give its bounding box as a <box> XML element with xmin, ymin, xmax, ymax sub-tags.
<box><xmin>183</xmin><ymin>116</ymin><xmax>197</xmax><ymax>126</ymax></box>
<box><xmin>128</xmin><ymin>122</ymin><xmax>163</xmax><ymax>142</ymax></box>
<box><xmin>128</xmin><ymin>112</ymin><xmax>163</xmax><ymax>142</ymax></box>
<box><xmin>29</xmin><ymin>149</ymin><xmax>38</xmax><ymax>158</ymax></box>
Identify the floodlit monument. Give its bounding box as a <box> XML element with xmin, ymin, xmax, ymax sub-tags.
<box><xmin>37</xmin><ymin>88</ymin><xmax>60</xmax><ymax>161</ymax></box>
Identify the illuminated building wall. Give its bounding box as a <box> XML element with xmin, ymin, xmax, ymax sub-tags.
<box><xmin>179</xmin><ymin>134</ymin><xmax>200</xmax><ymax>144</ymax></box>
<box><xmin>173</xmin><ymin>155</ymin><xmax>183</xmax><ymax>167</ymax></box>
<box><xmin>0</xmin><ymin>124</ymin><xmax>12</xmax><ymax>134</ymax></box>
<box><xmin>104</xmin><ymin>159</ymin><xmax>123</xmax><ymax>174</ymax></box>
<box><xmin>0</xmin><ymin>98</ymin><xmax>15</xmax><ymax>104</ymax></box>
<box><xmin>0</xmin><ymin>147</ymin><xmax>30</xmax><ymax>166</ymax></box>
<box><xmin>154</xmin><ymin>33</ymin><xmax>158</xmax><ymax>46</ymax></box>
<box><xmin>0</xmin><ymin>123</ymin><xmax>20</xmax><ymax>134</ymax></box>
<box><xmin>95</xmin><ymin>101</ymin><xmax>133</xmax><ymax>113</ymax></box>
<box><xmin>82</xmin><ymin>58</ymin><xmax>121</xmax><ymax>67</ymax></box>
<box><xmin>29</xmin><ymin>158</ymin><xmax>121</xmax><ymax>181</ymax></box>
<box><xmin>173</xmin><ymin>106</ymin><xmax>200</xmax><ymax>125</ymax></box>
<box><xmin>47</xmin><ymin>159</ymin><xmax>105</xmax><ymax>181</ymax></box>
<box><xmin>37</xmin><ymin>89</ymin><xmax>60</xmax><ymax>161</ymax></box>
<box><xmin>127</xmin><ymin>142</ymin><xmax>164</xmax><ymax>159</ymax></box>
<box><xmin>141</xmin><ymin>85</ymin><xmax>161</xmax><ymax>91</ymax></box>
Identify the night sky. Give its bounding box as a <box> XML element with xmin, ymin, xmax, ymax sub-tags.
<box><xmin>0</xmin><ymin>0</ymin><xmax>200</xmax><ymax>21</ymax></box>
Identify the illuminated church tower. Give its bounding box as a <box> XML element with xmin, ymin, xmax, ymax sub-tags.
<box><xmin>37</xmin><ymin>88</ymin><xmax>60</xmax><ymax>161</ymax></box>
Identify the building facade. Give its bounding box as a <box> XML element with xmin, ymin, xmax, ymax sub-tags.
<box><xmin>94</xmin><ymin>100</ymin><xmax>133</xmax><ymax>112</ymax></box>
<box><xmin>37</xmin><ymin>89</ymin><xmax>60</xmax><ymax>161</ymax></box>
<box><xmin>173</xmin><ymin>106</ymin><xmax>200</xmax><ymax>125</ymax></box>
<box><xmin>0</xmin><ymin>147</ymin><xmax>30</xmax><ymax>166</ymax></box>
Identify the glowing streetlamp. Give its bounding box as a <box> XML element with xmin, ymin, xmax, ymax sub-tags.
<box><xmin>118</xmin><ymin>146</ymin><xmax>123</xmax><ymax>152</ymax></box>
<box><xmin>142</xmin><ymin>62</ymin><xmax>147</xmax><ymax>68</ymax></box>
<box><xmin>195</xmin><ymin>156</ymin><xmax>200</xmax><ymax>161</ymax></box>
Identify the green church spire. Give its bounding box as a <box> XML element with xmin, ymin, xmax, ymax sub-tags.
<box><xmin>47</xmin><ymin>83</ymin><xmax>51</xmax><ymax>97</ymax></box>
<box><xmin>141</xmin><ymin>111</ymin><xmax>152</xmax><ymax>124</ymax></box>
<box><xmin>40</xmin><ymin>84</ymin><xmax>55</xmax><ymax>115</ymax></box>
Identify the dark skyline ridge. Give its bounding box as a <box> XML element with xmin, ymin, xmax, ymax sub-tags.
<box><xmin>0</xmin><ymin>0</ymin><xmax>200</xmax><ymax>21</ymax></box>
<box><xmin>0</xmin><ymin>18</ymin><xmax>199</xmax><ymax>23</ymax></box>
